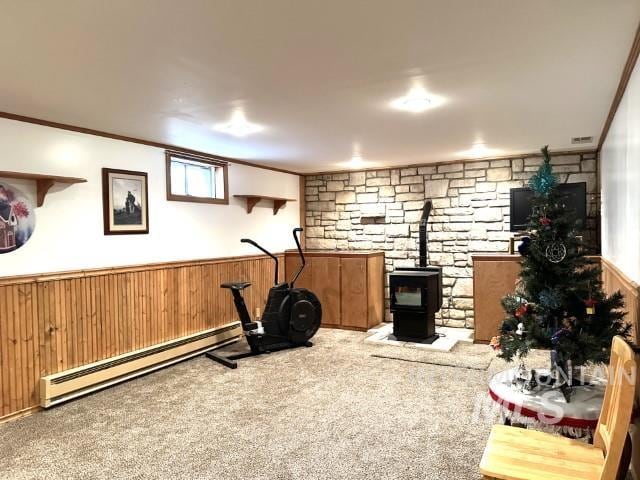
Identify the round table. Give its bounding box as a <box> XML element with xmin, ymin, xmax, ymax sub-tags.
<box><xmin>488</xmin><ymin>367</ymin><xmax>606</xmax><ymax>438</ymax></box>
<box><xmin>488</xmin><ymin>367</ymin><xmax>632</xmax><ymax>479</ymax></box>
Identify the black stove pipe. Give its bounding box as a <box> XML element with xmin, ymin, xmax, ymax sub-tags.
<box><xmin>419</xmin><ymin>199</ymin><xmax>432</xmax><ymax>268</ymax></box>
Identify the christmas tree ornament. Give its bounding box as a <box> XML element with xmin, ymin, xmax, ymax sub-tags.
<box><xmin>516</xmin><ymin>322</ymin><xmax>525</xmax><ymax>336</ymax></box>
<box><xmin>584</xmin><ymin>298</ymin><xmax>597</xmax><ymax>315</ymax></box>
<box><xmin>489</xmin><ymin>336</ymin><xmax>501</xmax><ymax>350</ymax></box>
<box><xmin>539</xmin><ymin>216</ymin><xmax>552</xmax><ymax>230</ymax></box>
<box><xmin>517</xmin><ymin>236</ymin><xmax>531</xmax><ymax>256</ymax></box>
<box><xmin>515</xmin><ymin>304</ymin><xmax>528</xmax><ymax>318</ymax></box>
<box><xmin>545</xmin><ymin>240</ymin><xmax>566</xmax><ymax>263</ymax></box>
<box><xmin>551</xmin><ymin>327</ymin><xmax>570</xmax><ymax>345</ymax></box>
<box><xmin>539</xmin><ymin>288</ymin><xmax>562</xmax><ymax>310</ymax></box>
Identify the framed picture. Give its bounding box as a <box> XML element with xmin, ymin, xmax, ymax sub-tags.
<box><xmin>102</xmin><ymin>168</ymin><xmax>149</xmax><ymax>235</ymax></box>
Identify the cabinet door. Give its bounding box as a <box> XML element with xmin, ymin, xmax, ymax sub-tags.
<box><xmin>340</xmin><ymin>258</ymin><xmax>368</xmax><ymax>329</ymax></box>
<box><xmin>285</xmin><ymin>254</ymin><xmax>312</xmax><ymax>289</ymax></box>
<box><xmin>367</xmin><ymin>255</ymin><xmax>385</xmax><ymax>328</ymax></box>
<box><xmin>311</xmin><ymin>256</ymin><xmax>341</xmax><ymax>326</ymax></box>
<box><xmin>473</xmin><ymin>258</ymin><xmax>521</xmax><ymax>343</ymax></box>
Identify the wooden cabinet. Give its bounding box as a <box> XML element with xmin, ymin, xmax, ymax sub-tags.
<box><xmin>473</xmin><ymin>254</ymin><xmax>603</xmax><ymax>344</ymax></box>
<box><xmin>285</xmin><ymin>253</ymin><xmax>312</xmax><ymax>289</ymax></box>
<box><xmin>340</xmin><ymin>258</ymin><xmax>367</xmax><ymax>329</ymax></box>
<box><xmin>311</xmin><ymin>256</ymin><xmax>341</xmax><ymax>326</ymax></box>
<box><xmin>284</xmin><ymin>250</ymin><xmax>384</xmax><ymax>331</ymax></box>
<box><xmin>472</xmin><ymin>255</ymin><xmax>522</xmax><ymax>344</ymax></box>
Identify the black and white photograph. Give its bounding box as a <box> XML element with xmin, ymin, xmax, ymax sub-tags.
<box><xmin>102</xmin><ymin>168</ymin><xmax>149</xmax><ymax>234</ymax></box>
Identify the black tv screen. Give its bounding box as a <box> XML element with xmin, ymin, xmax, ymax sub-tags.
<box><xmin>510</xmin><ymin>182</ymin><xmax>587</xmax><ymax>232</ymax></box>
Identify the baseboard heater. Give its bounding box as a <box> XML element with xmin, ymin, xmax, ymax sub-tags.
<box><xmin>40</xmin><ymin>321</ymin><xmax>242</xmax><ymax>408</ymax></box>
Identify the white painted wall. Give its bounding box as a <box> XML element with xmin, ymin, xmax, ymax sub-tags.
<box><xmin>601</xmin><ymin>60</ymin><xmax>640</xmax><ymax>284</ymax></box>
<box><xmin>0</xmin><ymin>118</ymin><xmax>301</xmax><ymax>277</ymax></box>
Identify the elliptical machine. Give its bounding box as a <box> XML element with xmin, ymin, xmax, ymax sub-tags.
<box><xmin>206</xmin><ymin>227</ymin><xmax>322</xmax><ymax>368</ymax></box>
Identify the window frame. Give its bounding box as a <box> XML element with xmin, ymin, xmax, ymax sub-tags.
<box><xmin>165</xmin><ymin>151</ymin><xmax>229</xmax><ymax>205</ymax></box>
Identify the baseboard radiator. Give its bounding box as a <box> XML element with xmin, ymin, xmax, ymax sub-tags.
<box><xmin>40</xmin><ymin>322</ymin><xmax>242</xmax><ymax>408</ymax></box>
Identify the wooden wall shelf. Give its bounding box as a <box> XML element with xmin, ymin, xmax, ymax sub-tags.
<box><xmin>0</xmin><ymin>171</ymin><xmax>87</xmax><ymax>207</ymax></box>
<box><xmin>234</xmin><ymin>195</ymin><xmax>295</xmax><ymax>215</ymax></box>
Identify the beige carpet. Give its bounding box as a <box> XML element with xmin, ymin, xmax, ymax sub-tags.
<box><xmin>0</xmin><ymin>328</ymin><xmax>540</xmax><ymax>479</ymax></box>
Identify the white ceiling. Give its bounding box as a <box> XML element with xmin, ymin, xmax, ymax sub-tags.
<box><xmin>0</xmin><ymin>1</ymin><xmax>638</xmax><ymax>173</ymax></box>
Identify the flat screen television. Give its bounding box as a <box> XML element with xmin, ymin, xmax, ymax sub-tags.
<box><xmin>510</xmin><ymin>182</ymin><xmax>587</xmax><ymax>232</ymax></box>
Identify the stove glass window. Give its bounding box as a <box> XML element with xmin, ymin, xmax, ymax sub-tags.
<box><xmin>394</xmin><ymin>285</ymin><xmax>422</xmax><ymax>307</ymax></box>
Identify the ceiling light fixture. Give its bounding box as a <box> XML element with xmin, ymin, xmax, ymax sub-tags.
<box><xmin>459</xmin><ymin>142</ymin><xmax>502</xmax><ymax>159</ymax></box>
<box><xmin>348</xmin><ymin>154</ymin><xmax>365</xmax><ymax>168</ymax></box>
<box><xmin>390</xmin><ymin>86</ymin><xmax>444</xmax><ymax>113</ymax></box>
<box><xmin>214</xmin><ymin>110</ymin><xmax>264</xmax><ymax>137</ymax></box>
<box><xmin>338</xmin><ymin>151</ymin><xmax>371</xmax><ymax>169</ymax></box>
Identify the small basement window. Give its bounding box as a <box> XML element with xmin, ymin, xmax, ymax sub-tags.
<box><xmin>165</xmin><ymin>151</ymin><xmax>228</xmax><ymax>204</ymax></box>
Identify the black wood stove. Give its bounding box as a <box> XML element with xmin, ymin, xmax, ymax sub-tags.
<box><xmin>390</xmin><ymin>200</ymin><xmax>443</xmax><ymax>342</ymax></box>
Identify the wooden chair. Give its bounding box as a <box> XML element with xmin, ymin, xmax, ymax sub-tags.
<box><xmin>479</xmin><ymin>336</ymin><xmax>637</xmax><ymax>480</ymax></box>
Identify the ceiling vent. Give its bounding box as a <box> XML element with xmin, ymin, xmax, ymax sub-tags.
<box><xmin>571</xmin><ymin>136</ymin><xmax>594</xmax><ymax>145</ymax></box>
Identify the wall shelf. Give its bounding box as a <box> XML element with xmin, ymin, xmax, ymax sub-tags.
<box><xmin>0</xmin><ymin>171</ymin><xmax>87</xmax><ymax>207</ymax></box>
<box><xmin>234</xmin><ymin>195</ymin><xmax>296</xmax><ymax>215</ymax></box>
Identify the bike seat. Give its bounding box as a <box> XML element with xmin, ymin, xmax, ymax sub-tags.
<box><xmin>221</xmin><ymin>282</ymin><xmax>252</xmax><ymax>291</ymax></box>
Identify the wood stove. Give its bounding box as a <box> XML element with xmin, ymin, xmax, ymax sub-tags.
<box><xmin>390</xmin><ymin>200</ymin><xmax>443</xmax><ymax>341</ymax></box>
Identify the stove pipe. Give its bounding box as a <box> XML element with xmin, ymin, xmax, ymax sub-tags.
<box><xmin>419</xmin><ymin>199</ymin><xmax>432</xmax><ymax>268</ymax></box>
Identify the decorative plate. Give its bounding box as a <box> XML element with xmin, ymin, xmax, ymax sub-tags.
<box><xmin>0</xmin><ymin>182</ymin><xmax>36</xmax><ymax>253</ymax></box>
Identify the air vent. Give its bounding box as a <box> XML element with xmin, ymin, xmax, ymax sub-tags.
<box><xmin>571</xmin><ymin>136</ymin><xmax>594</xmax><ymax>145</ymax></box>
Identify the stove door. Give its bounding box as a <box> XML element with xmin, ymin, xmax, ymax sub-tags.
<box><xmin>390</xmin><ymin>275</ymin><xmax>427</xmax><ymax>311</ymax></box>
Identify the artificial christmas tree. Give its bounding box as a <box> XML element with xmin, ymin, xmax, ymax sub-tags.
<box><xmin>496</xmin><ymin>146</ymin><xmax>630</xmax><ymax>390</ymax></box>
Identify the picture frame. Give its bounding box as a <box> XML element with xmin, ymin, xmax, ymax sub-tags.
<box><xmin>102</xmin><ymin>168</ymin><xmax>149</xmax><ymax>235</ymax></box>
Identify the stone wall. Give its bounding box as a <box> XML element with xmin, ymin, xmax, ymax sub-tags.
<box><xmin>304</xmin><ymin>151</ymin><xmax>599</xmax><ymax>328</ymax></box>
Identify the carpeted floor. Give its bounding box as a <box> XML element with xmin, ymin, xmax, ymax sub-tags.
<box><xmin>0</xmin><ymin>328</ymin><xmax>546</xmax><ymax>480</ymax></box>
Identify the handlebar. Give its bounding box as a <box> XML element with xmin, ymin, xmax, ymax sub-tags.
<box><xmin>241</xmin><ymin>238</ymin><xmax>279</xmax><ymax>285</ymax></box>
<box><xmin>290</xmin><ymin>227</ymin><xmax>305</xmax><ymax>288</ymax></box>
<box><xmin>240</xmin><ymin>227</ymin><xmax>306</xmax><ymax>287</ymax></box>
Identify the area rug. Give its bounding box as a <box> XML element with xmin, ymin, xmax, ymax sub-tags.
<box><xmin>372</xmin><ymin>341</ymin><xmax>497</xmax><ymax>370</ymax></box>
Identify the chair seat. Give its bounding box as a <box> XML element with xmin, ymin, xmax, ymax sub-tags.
<box><xmin>220</xmin><ymin>282</ymin><xmax>251</xmax><ymax>291</ymax></box>
<box><xmin>480</xmin><ymin>424</ymin><xmax>604</xmax><ymax>480</ymax></box>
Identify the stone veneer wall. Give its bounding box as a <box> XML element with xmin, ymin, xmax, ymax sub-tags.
<box><xmin>304</xmin><ymin>151</ymin><xmax>599</xmax><ymax>328</ymax></box>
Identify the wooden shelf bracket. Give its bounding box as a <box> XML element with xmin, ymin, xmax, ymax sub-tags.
<box><xmin>0</xmin><ymin>171</ymin><xmax>87</xmax><ymax>207</ymax></box>
<box><xmin>234</xmin><ymin>195</ymin><xmax>296</xmax><ymax>215</ymax></box>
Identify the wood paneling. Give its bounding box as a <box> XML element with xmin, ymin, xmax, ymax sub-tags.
<box><xmin>602</xmin><ymin>258</ymin><xmax>640</xmax><ymax>344</ymax></box>
<box><xmin>340</xmin><ymin>258</ymin><xmax>368</xmax><ymax>329</ymax></box>
<box><xmin>600</xmin><ymin>258</ymin><xmax>640</xmax><ymax>480</ymax></box>
<box><xmin>472</xmin><ymin>255</ymin><xmax>522</xmax><ymax>343</ymax></box>
<box><xmin>311</xmin><ymin>257</ymin><xmax>341</xmax><ymax>326</ymax></box>
<box><xmin>367</xmin><ymin>255</ymin><xmax>385</xmax><ymax>328</ymax></box>
<box><xmin>285</xmin><ymin>254</ymin><xmax>312</xmax><ymax>289</ymax></box>
<box><xmin>0</xmin><ymin>254</ymin><xmax>282</xmax><ymax>421</ymax></box>
<box><xmin>473</xmin><ymin>255</ymin><xmax>629</xmax><ymax>345</ymax></box>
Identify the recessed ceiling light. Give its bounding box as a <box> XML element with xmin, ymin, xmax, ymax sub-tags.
<box><xmin>390</xmin><ymin>86</ymin><xmax>444</xmax><ymax>113</ymax></box>
<box><xmin>459</xmin><ymin>142</ymin><xmax>502</xmax><ymax>158</ymax></box>
<box><xmin>338</xmin><ymin>153</ymin><xmax>370</xmax><ymax>169</ymax></box>
<box><xmin>348</xmin><ymin>154</ymin><xmax>365</xmax><ymax>167</ymax></box>
<box><xmin>214</xmin><ymin>110</ymin><xmax>264</xmax><ymax>137</ymax></box>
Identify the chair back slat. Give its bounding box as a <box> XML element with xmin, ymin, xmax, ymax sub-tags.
<box><xmin>593</xmin><ymin>336</ymin><xmax>637</xmax><ymax>480</ymax></box>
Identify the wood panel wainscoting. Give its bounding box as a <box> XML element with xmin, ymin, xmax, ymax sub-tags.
<box><xmin>600</xmin><ymin>257</ymin><xmax>640</xmax><ymax>480</ymax></box>
<box><xmin>0</xmin><ymin>253</ymin><xmax>283</xmax><ymax>423</ymax></box>
<box><xmin>601</xmin><ymin>258</ymin><xmax>640</xmax><ymax>345</ymax></box>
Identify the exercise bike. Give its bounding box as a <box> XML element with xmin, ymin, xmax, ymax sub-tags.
<box><xmin>206</xmin><ymin>227</ymin><xmax>322</xmax><ymax>368</ymax></box>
